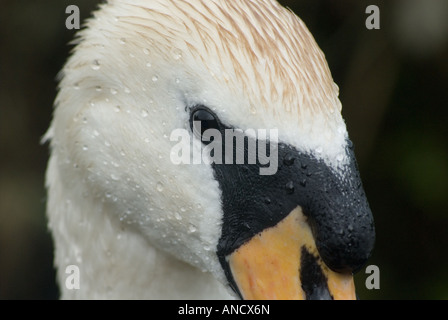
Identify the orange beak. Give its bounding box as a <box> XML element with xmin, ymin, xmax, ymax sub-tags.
<box><xmin>227</xmin><ymin>207</ymin><xmax>356</xmax><ymax>300</ymax></box>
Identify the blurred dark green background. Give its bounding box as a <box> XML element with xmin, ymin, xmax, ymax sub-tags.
<box><xmin>1</xmin><ymin>0</ymin><xmax>447</xmax><ymax>299</ymax></box>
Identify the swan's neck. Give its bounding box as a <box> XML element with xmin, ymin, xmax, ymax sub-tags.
<box><xmin>46</xmin><ymin>154</ymin><xmax>233</xmax><ymax>299</ymax></box>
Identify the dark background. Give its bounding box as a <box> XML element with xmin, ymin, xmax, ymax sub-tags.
<box><xmin>1</xmin><ymin>0</ymin><xmax>447</xmax><ymax>299</ymax></box>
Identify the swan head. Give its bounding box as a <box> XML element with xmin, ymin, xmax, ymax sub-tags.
<box><xmin>46</xmin><ymin>0</ymin><xmax>375</xmax><ymax>299</ymax></box>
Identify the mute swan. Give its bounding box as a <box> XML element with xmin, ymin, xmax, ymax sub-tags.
<box><xmin>45</xmin><ymin>0</ymin><xmax>375</xmax><ymax>299</ymax></box>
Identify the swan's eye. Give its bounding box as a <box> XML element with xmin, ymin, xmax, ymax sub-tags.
<box><xmin>190</xmin><ymin>107</ymin><xmax>221</xmax><ymax>142</ymax></box>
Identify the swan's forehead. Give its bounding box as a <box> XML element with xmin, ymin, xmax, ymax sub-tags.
<box><xmin>112</xmin><ymin>3</ymin><xmax>339</xmax><ymax>113</ymax></box>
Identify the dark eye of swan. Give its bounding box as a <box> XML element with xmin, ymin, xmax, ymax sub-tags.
<box><xmin>189</xmin><ymin>106</ymin><xmax>221</xmax><ymax>143</ymax></box>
